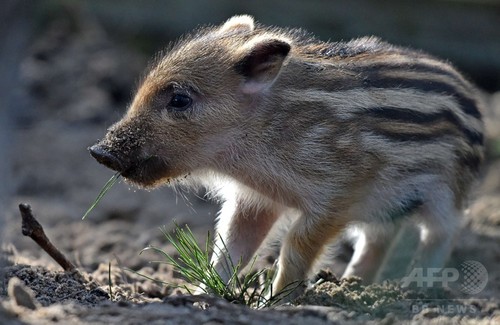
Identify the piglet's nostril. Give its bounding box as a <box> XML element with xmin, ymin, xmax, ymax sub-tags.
<box><xmin>89</xmin><ymin>144</ymin><xmax>124</xmax><ymax>172</ymax></box>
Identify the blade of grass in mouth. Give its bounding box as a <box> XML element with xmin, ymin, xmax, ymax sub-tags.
<box><xmin>82</xmin><ymin>172</ymin><xmax>121</xmax><ymax>220</ymax></box>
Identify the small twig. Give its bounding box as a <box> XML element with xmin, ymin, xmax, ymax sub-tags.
<box><xmin>18</xmin><ymin>203</ymin><xmax>78</xmax><ymax>273</ymax></box>
<box><xmin>108</xmin><ymin>261</ymin><xmax>113</xmax><ymax>301</ymax></box>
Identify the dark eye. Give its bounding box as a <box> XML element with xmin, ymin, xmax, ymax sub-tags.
<box><xmin>169</xmin><ymin>93</ymin><xmax>192</xmax><ymax>111</ymax></box>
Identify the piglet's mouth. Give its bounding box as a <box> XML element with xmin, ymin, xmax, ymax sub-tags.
<box><xmin>89</xmin><ymin>145</ymin><xmax>170</xmax><ymax>187</ymax></box>
<box><xmin>121</xmin><ymin>156</ymin><xmax>162</xmax><ymax>178</ymax></box>
<box><xmin>116</xmin><ymin>156</ymin><xmax>171</xmax><ymax>187</ymax></box>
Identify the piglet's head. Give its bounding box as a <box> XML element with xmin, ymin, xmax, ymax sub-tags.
<box><xmin>89</xmin><ymin>15</ymin><xmax>291</xmax><ymax>188</ymax></box>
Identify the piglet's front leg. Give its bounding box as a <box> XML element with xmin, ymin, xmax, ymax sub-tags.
<box><xmin>197</xmin><ymin>198</ymin><xmax>282</xmax><ymax>293</ymax></box>
<box><xmin>271</xmin><ymin>212</ymin><xmax>347</xmax><ymax>302</ymax></box>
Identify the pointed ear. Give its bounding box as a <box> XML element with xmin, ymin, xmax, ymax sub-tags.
<box><xmin>235</xmin><ymin>38</ymin><xmax>291</xmax><ymax>94</ymax></box>
<box><xmin>219</xmin><ymin>15</ymin><xmax>255</xmax><ymax>34</ymax></box>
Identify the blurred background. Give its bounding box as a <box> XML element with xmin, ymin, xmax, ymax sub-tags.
<box><xmin>1</xmin><ymin>0</ymin><xmax>499</xmax><ymax>276</ymax></box>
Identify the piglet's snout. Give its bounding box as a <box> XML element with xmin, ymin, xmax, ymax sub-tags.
<box><xmin>89</xmin><ymin>144</ymin><xmax>126</xmax><ymax>173</ymax></box>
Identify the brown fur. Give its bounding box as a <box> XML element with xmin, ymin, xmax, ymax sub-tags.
<box><xmin>90</xmin><ymin>15</ymin><xmax>484</xmax><ymax>299</ymax></box>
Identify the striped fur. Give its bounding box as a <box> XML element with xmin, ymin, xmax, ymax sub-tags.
<box><xmin>91</xmin><ymin>15</ymin><xmax>485</xmax><ymax>299</ymax></box>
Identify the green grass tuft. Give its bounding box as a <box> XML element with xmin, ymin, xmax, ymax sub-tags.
<box><xmin>140</xmin><ymin>223</ymin><xmax>297</xmax><ymax>308</ymax></box>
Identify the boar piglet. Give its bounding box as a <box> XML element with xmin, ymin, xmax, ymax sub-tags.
<box><xmin>90</xmin><ymin>15</ymin><xmax>484</xmax><ymax>299</ymax></box>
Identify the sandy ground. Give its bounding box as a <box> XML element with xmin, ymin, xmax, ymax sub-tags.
<box><xmin>1</xmin><ymin>16</ymin><xmax>500</xmax><ymax>325</ymax></box>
